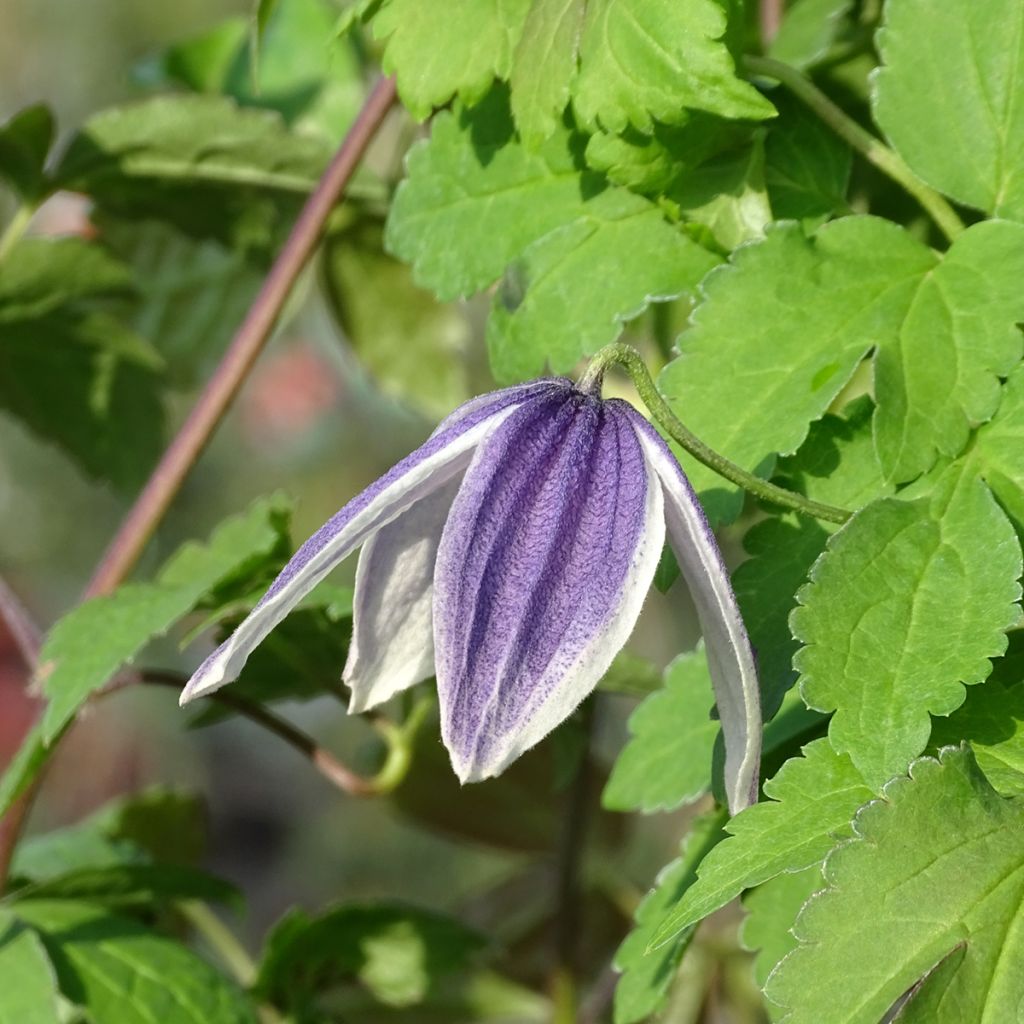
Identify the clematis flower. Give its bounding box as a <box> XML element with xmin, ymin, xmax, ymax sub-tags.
<box><xmin>180</xmin><ymin>377</ymin><xmax>761</xmax><ymax>812</ymax></box>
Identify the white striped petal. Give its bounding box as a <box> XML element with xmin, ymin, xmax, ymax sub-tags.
<box><xmin>626</xmin><ymin>413</ymin><xmax>762</xmax><ymax>814</ymax></box>
<box><xmin>343</xmin><ymin>476</ymin><xmax>461</xmax><ymax>712</ymax></box>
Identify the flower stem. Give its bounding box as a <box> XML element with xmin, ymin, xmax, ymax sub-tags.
<box><xmin>743</xmin><ymin>55</ymin><xmax>965</xmax><ymax>243</ymax></box>
<box><xmin>86</xmin><ymin>75</ymin><xmax>397</xmax><ymax>597</ymax></box>
<box><xmin>585</xmin><ymin>343</ymin><xmax>852</xmax><ymax>525</ymax></box>
<box><xmin>0</xmin><ymin>204</ymin><xmax>33</xmax><ymax>262</ymax></box>
<box><xmin>178</xmin><ymin>900</ymin><xmax>257</xmax><ymax>986</ymax></box>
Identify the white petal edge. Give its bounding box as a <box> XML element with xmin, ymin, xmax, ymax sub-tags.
<box><xmin>630</xmin><ymin>421</ymin><xmax>762</xmax><ymax>814</ymax></box>
<box><xmin>179</xmin><ymin>405</ymin><xmax>522</xmax><ymax>706</ymax></box>
<box><xmin>343</xmin><ymin>476</ymin><xmax>462</xmax><ymax>713</ymax></box>
<box><xmin>448</xmin><ymin>462</ymin><xmax>666</xmax><ymax>784</ymax></box>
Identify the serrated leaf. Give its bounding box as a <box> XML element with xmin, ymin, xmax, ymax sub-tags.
<box><xmin>0</xmin><ymin>721</ymin><xmax>47</xmax><ymax>821</ymax></box>
<box><xmin>15</xmin><ymin>900</ymin><xmax>258</xmax><ymax>1024</ymax></box>
<box><xmin>373</xmin><ymin>0</ymin><xmax>532</xmax><ymax>119</ymax></box>
<box><xmin>766</xmin><ymin>747</ymin><xmax>1024</xmax><ymax>1024</ymax></box>
<box><xmin>36</xmin><ymin>494</ymin><xmax>292</xmax><ymax>742</ymax></box>
<box><xmin>602</xmin><ymin>648</ymin><xmax>717</xmax><ymax>813</ymax></box>
<box><xmin>741</xmin><ymin>864</ymin><xmax>823</xmax><ymax>1016</ymax></box>
<box><xmin>55</xmin><ymin>94</ymin><xmax>330</xmax><ymax>195</ymax></box>
<box><xmin>0</xmin><ymin>104</ymin><xmax>55</xmax><ymax>201</ymax></box>
<box><xmin>733</xmin><ymin>516</ymin><xmax>830</xmax><ymax>719</ymax></box>
<box><xmin>322</xmin><ymin>218</ymin><xmax>472</xmax><ymax>417</ymax></box>
<box><xmin>768</xmin><ymin>0</ymin><xmax>853</xmax><ymax>70</ymax></box>
<box><xmin>487</xmin><ymin>194</ymin><xmax>717</xmax><ymax>380</ymax></box>
<box><xmin>510</xmin><ymin>0</ymin><xmax>585</xmax><ymax>147</ymax></box>
<box><xmin>12</xmin><ymin>864</ymin><xmax>239</xmax><ymax>910</ymax></box>
<box><xmin>793</xmin><ymin>472</ymin><xmax>1023</xmax><ymax>789</ymax></box>
<box><xmin>873</xmin><ymin>0</ymin><xmax>1024</xmax><ymax>220</ymax></box>
<box><xmin>648</xmin><ymin>739</ymin><xmax>873</xmax><ymax>949</ymax></box>
<box><xmin>386</xmin><ymin>88</ymin><xmax>600</xmax><ymax>301</ymax></box>
<box><xmin>257</xmin><ymin>903</ymin><xmax>485</xmax><ymax>1010</ymax></box>
<box><xmin>612</xmin><ymin>809</ymin><xmax>727</xmax><ymax>1024</ymax></box>
<box><xmin>571</xmin><ymin>0</ymin><xmax>774</xmax><ymax>132</ymax></box>
<box><xmin>763</xmin><ymin>91</ymin><xmax>851</xmax><ymax>225</ymax></box>
<box><xmin>12</xmin><ymin>828</ymin><xmax>144</xmax><ymax>885</ymax></box>
<box><xmin>658</xmin><ymin>216</ymin><xmax>935</xmax><ymax>523</ymax></box>
<box><xmin>89</xmin><ymin>787</ymin><xmax>208</xmax><ymax>866</ymax></box>
<box><xmin>931</xmin><ymin>634</ymin><xmax>1024</xmax><ymax>796</ymax></box>
<box><xmin>873</xmin><ymin>220</ymin><xmax>1024</xmax><ymax>483</ymax></box>
<box><xmin>0</xmin><ymin>912</ymin><xmax>61</xmax><ymax>1024</ymax></box>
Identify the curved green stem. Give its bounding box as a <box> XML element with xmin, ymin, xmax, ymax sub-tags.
<box><xmin>583</xmin><ymin>344</ymin><xmax>851</xmax><ymax>525</ymax></box>
<box><xmin>0</xmin><ymin>204</ymin><xmax>34</xmax><ymax>262</ymax></box>
<box><xmin>743</xmin><ymin>55</ymin><xmax>965</xmax><ymax>244</ymax></box>
<box><xmin>178</xmin><ymin>901</ymin><xmax>257</xmax><ymax>986</ymax></box>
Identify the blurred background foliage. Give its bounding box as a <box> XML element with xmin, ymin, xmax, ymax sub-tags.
<box><xmin>0</xmin><ymin>1</ymin><xmax>745</xmax><ymax>1020</ymax></box>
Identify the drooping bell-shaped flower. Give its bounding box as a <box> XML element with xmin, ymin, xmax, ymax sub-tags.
<box><xmin>180</xmin><ymin>378</ymin><xmax>761</xmax><ymax>812</ymax></box>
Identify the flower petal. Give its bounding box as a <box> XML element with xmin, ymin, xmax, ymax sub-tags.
<box><xmin>622</xmin><ymin>407</ymin><xmax>762</xmax><ymax>814</ymax></box>
<box><xmin>434</xmin><ymin>393</ymin><xmax>663</xmax><ymax>782</ymax></box>
<box><xmin>343</xmin><ymin>475</ymin><xmax>461</xmax><ymax>712</ymax></box>
<box><xmin>180</xmin><ymin>386</ymin><xmax>556</xmax><ymax>706</ymax></box>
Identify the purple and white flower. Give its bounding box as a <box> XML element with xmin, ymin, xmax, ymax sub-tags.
<box><xmin>180</xmin><ymin>378</ymin><xmax>761</xmax><ymax>812</ymax></box>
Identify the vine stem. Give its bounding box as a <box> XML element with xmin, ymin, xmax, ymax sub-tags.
<box><xmin>581</xmin><ymin>344</ymin><xmax>851</xmax><ymax>525</ymax></box>
<box><xmin>86</xmin><ymin>74</ymin><xmax>397</xmax><ymax>597</ymax></box>
<box><xmin>743</xmin><ymin>55</ymin><xmax>965</xmax><ymax>243</ymax></box>
<box><xmin>0</xmin><ymin>77</ymin><xmax>398</xmax><ymax>894</ymax></box>
<box><xmin>0</xmin><ymin>204</ymin><xmax>34</xmax><ymax>262</ymax></box>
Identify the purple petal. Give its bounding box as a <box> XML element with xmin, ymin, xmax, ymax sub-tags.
<box><xmin>434</xmin><ymin>391</ymin><xmax>664</xmax><ymax>782</ymax></box>
<box><xmin>180</xmin><ymin>383</ymin><xmax>563</xmax><ymax>706</ymax></box>
<box><xmin>621</xmin><ymin>407</ymin><xmax>762</xmax><ymax>814</ymax></box>
<box><xmin>343</xmin><ymin>476</ymin><xmax>461</xmax><ymax>712</ymax></box>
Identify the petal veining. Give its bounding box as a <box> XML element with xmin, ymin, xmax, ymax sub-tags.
<box><xmin>622</xmin><ymin>406</ymin><xmax>762</xmax><ymax>814</ymax></box>
<box><xmin>180</xmin><ymin>386</ymin><xmax>553</xmax><ymax>705</ymax></box>
<box><xmin>434</xmin><ymin>392</ymin><xmax>662</xmax><ymax>782</ymax></box>
<box><xmin>343</xmin><ymin>475</ymin><xmax>462</xmax><ymax>713</ymax></box>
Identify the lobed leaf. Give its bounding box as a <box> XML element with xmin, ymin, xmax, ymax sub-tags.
<box><xmin>793</xmin><ymin>471</ymin><xmax>1022</xmax><ymax>789</ymax></box>
<box><xmin>648</xmin><ymin>739</ymin><xmax>872</xmax><ymax>949</ymax></box>
<box><xmin>767</xmin><ymin>747</ymin><xmax>1024</xmax><ymax>1023</ymax></box>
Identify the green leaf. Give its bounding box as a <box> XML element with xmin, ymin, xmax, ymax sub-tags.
<box><xmin>0</xmin><ymin>104</ymin><xmax>55</xmax><ymax>201</ymax></box>
<box><xmin>487</xmin><ymin>193</ymin><xmax>718</xmax><ymax>380</ymax></box>
<box><xmin>793</xmin><ymin>471</ymin><xmax>1023</xmax><ymax>789</ymax></box>
<box><xmin>0</xmin><ymin>237</ymin><xmax>134</xmax><ymax>325</ymax></box>
<box><xmin>732</xmin><ymin>516</ymin><xmax>829</xmax><ymax>719</ymax></box>
<box><xmin>15</xmin><ymin>900</ymin><xmax>258</xmax><ymax>1024</ymax></box>
<box><xmin>658</xmin><ymin>216</ymin><xmax>935</xmax><ymax>522</ymax></box>
<box><xmin>931</xmin><ymin>634</ymin><xmax>1024</xmax><ymax>796</ymax></box>
<box><xmin>37</xmin><ymin>494</ymin><xmax>292</xmax><ymax>742</ymax></box>
<box><xmin>322</xmin><ymin>218</ymin><xmax>473</xmax><ymax>417</ymax></box>
<box><xmin>873</xmin><ymin>220</ymin><xmax>1024</xmax><ymax>483</ymax></box>
<box><xmin>0</xmin><ymin>912</ymin><xmax>61</xmax><ymax>1024</ymax></box>
<box><xmin>55</xmin><ymin>95</ymin><xmax>330</xmax><ymax>196</ymax></box>
<box><xmin>873</xmin><ymin>0</ymin><xmax>1024</xmax><ymax>220</ymax></box>
<box><xmin>373</xmin><ymin>0</ymin><xmax>532</xmax><ymax>119</ymax></box>
<box><xmin>766</xmin><ymin>747</ymin><xmax>1024</xmax><ymax>1024</ymax></box>
<box><xmin>773</xmin><ymin>396</ymin><xmax>892</xmax><ymax>512</ymax></box>
<box><xmin>763</xmin><ymin>92</ymin><xmax>851</xmax><ymax>225</ymax></box>
<box><xmin>648</xmin><ymin>739</ymin><xmax>873</xmax><ymax>949</ymax></box>
<box><xmin>257</xmin><ymin>903</ymin><xmax>485</xmax><ymax>1010</ymax></box>
<box><xmin>12</xmin><ymin>865</ymin><xmax>240</xmax><ymax>910</ymax></box>
<box><xmin>0</xmin><ymin>313</ymin><xmax>166</xmax><ymax>489</ymax></box>
<box><xmin>612</xmin><ymin>809</ymin><xmax>727</xmax><ymax>1024</ymax></box>
<box><xmin>89</xmin><ymin>787</ymin><xmax>208</xmax><ymax>866</ymax></box>
<box><xmin>971</xmin><ymin>364</ymin><xmax>1024</xmax><ymax>530</ymax></box>
<box><xmin>97</xmin><ymin>216</ymin><xmax>263</xmax><ymax>390</ymax></box>
<box><xmin>510</xmin><ymin>0</ymin><xmax>585</xmax><ymax>147</ymax></box>
<box><xmin>12</xmin><ymin>827</ymin><xmax>144</xmax><ymax>885</ymax></box>
<box><xmin>386</xmin><ymin>88</ymin><xmax>600</xmax><ymax>301</ymax></box>
<box><xmin>571</xmin><ymin>0</ymin><xmax>775</xmax><ymax>132</ymax></box>
<box><xmin>669</xmin><ymin>136</ymin><xmax>772</xmax><ymax>251</ymax></box>
<box><xmin>0</xmin><ymin>721</ymin><xmax>49</xmax><ymax>821</ymax></box>
<box><xmin>602</xmin><ymin>648</ymin><xmax>718</xmax><ymax>813</ymax></box>
<box><xmin>768</xmin><ymin>0</ymin><xmax>853</xmax><ymax>70</ymax></box>
<box><xmin>740</xmin><ymin>864</ymin><xmax>823</xmax><ymax>1016</ymax></box>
